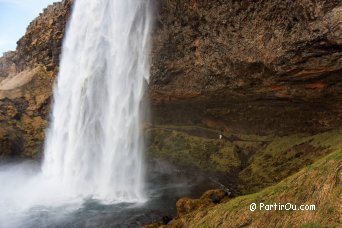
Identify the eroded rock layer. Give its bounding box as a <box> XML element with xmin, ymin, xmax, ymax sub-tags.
<box><xmin>150</xmin><ymin>0</ymin><xmax>342</xmax><ymax>134</ymax></box>
<box><xmin>0</xmin><ymin>0</ymin><xmax>72</xmax><ymax>159</ymax></box>
<box><xmin>0</xmin><ymin>0</ymin><xmax>341</xmax><ymax>155</ymax></box>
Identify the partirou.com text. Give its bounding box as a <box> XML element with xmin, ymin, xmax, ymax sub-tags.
<box><xmin>249</xmin><ymin>203</ymin><xmax>316</xmax><ymax>211</ymax></box>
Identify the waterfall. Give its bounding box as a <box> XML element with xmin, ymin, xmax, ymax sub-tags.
<box><xmin>42</xmin><ymin>0</ymin><xmax>152</xmax><ymax>202</ymax></box>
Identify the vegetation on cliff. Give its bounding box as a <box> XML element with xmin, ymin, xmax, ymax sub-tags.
<box><xmin>148</xmin><ymin>125</ymin><xmax>341</xmax><ymax>194</ymax></box>
<box><xmin>147</xmin><ymin>145</ymin><xmax>341</xmax><ymax>227</ymax></box>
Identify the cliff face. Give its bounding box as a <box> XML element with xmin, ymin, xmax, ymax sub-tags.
<box><xmin>13</xmin><ymin>0</ymin><xmax>73</xmax><ymax>73</ymax></box>
<box><xmin>152</xmin><ymin>0</ymin><xmax>342</xmax><ymax>94</ymax></box>
<box><xmin>0</xmin><ymin>0</ymin><xmax>72</xmax><ymax>159</ymax></box>
<box><xmin>150</xmin><ymin>0</ymin><xmax>342</xmax><ymax>134</ymax></box>
<box><xmin>0</xmin><ymin>0</ymin><xmax>341</xmax><ymax>155</ymax></box>
<box><xmin>0</xmin><ymin>66</ymin><xmax>54</xmax><ymax>159</ymax></box>
<box><xmin>0</xmin><ymin>52</ymin><xmax>17</xmax><ymax>79</ymax></box>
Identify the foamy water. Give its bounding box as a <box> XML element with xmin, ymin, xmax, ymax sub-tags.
<box><xmin>43</xmin><ymin>0</ymin><xmax>152</xmax><ymax>202</ymax></box>
<box><xmin>0</xmin><ymin>0</ymin><xmax>152</xmax><ymax>226</ymax></box>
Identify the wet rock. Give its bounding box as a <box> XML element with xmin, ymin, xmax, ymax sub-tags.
<box><xmin>0</xmin><ymin>122</ymin><xmax>23</xmax><ymax>159</ymax></box>
<box><xmin>161</xmin><ymin>216</ymin><xmax>172</xmax><ymax>225</ymax></box>
<box><xmin>210</xmin><ymin>193</ymin><xmax>220</xmax><ymax>204</ymax></box>
<box><xmin>200</xmin><ymin>189</ymin><xmax>227</xmax><ymax>203</ymax></box>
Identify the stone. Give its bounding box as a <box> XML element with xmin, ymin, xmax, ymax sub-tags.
<box><xmin>0</xmin><ymin>0</ymin><xmax>341</xmax><ymax>154</ymax></box>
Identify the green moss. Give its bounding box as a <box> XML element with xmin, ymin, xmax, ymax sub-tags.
<box><xmin>147</xmin><ymin>127</ymin><xmax>241</xmax><ymax>172</ymax></box>
<box><xmin>199</xmin><ymin>224</ymin><xmax>209</xmax><ymax>228</ymax></box>
<box><xmin>147</xmin><ymin>125</ymin><xmax>341</xmax><ymax>196</ymax></box>
<box><xmin>210</xmin><ymin>147</ymin><xmax>240</xmax><ymax>172</ymax></box>
<box><xmin>300</xmin><ymin>222</ymin><xmax>321</xmax><ymax>228</ymax></box>
<box><xmin>309</xmin><ymin>130</ymin><xmax>342</xmax><ymax>148</ymax></box>
<box><xmin>149</xmin><ymin>125</ymin><xmax>341</xmax><ymax>227</ymax></box>
<box><xmin>182</xmin><ymin>149</ymin><xmax>341</xmax><ymax>227</ymax></box>
<box><xmin>238</xmin><ymin>129</ymin><xmax>342</xmax><ymax>193</ymax></box>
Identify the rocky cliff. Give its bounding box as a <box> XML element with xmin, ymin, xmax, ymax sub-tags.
<box><xmin>0</xmin><ymin>0</ymin><xmax>340</xmax><ymax>176</ymax></box>
<box><xmin>13</xmin><ymin>0</ymin><xmax>72</xmax><ymax>73</ymax></box>
<box><xmin>0</xmin><ymin>0</ymin><xmax>341</xmax><ymax>226</ymax></box>
<box><xmin>1</xmin><ymin>0</ymin><xmax>341</xmax><ymax>140</ymax></box>
<box><xmin>0</xmin><ymin>0</ymin><xmax>72</xmax><ymax>159</ymax></box>
<box><xmin>150</xmin><ymin>0</ymin><xmax>342</xmax><ymax>134</ymax></box>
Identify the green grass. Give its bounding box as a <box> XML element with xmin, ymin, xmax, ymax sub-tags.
<box><xmin>147</xmin><ymin>125</ymin><xmax>342</xmax><ymax>195</ymax></box>
<box><xmin>238</xmin><ymin>129</ymin><xmax>342</xmax><ymax>193</ymax></box>
<box><xmin>145</xmin><ymin>125</ymin><xmax>342</xmax><ymax>227</ymax></box>
<box><xmin>300</xmin><ymin>223</ymin><xmax>321</xmax><ymax>228</ymax></box>
<box><xmin>147</xmin><ymin>127</ymin><xmax>241</xmax><ymax>172</ymax></box>
<box><xmin>175</xmin><ymin>147</ymin><xmax>341</xmax><ymax>227</ymax></box>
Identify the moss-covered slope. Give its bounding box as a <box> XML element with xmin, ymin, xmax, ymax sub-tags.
<box><xmin>148</xmin><ymin>145</ymin><xmax>341</xmax><ymax>227</ymax></box>
<box><xmin>147</xmin><ymin>125</ymin><xmax>342</xmax><ymax>195</ymax></box>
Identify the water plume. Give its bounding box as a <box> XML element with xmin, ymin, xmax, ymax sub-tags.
<box><xmin>0</xmin><ymin>0</ymin><xmax>152</xmax><ymax>226</ymax></box>
<box><xmin>42</xmin><ymin>0</ymin><xmax>152</xmax><ymax>203</ymax></box>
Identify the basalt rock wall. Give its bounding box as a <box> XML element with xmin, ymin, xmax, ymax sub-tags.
<box><xmin>150</xmin><ymin>0</ymin><xmax>342</xmax><ymax>134</ymax></box>
<box><xmin>0</xmin><ymin>0</ymin><xmax>341</xmax><ymax>158</ymax></box>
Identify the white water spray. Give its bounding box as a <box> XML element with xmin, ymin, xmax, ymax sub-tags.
<box><xmin>0</xmin><ymin>1</ymin><xmax>152</xmax><ymax>226</ymax></box>
<box><xmin>42</xmin><ymin>0</ymin><xmax>152</xmax><ymax>202</ymax></box>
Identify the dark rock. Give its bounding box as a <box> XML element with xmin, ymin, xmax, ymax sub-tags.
<box><xmin>161</xmin><ymin>216</ymin><xmax>172</xmax><ymax>225</ymax></box>
<box><xmin>0</xmin><ymin>122</ymin><xmax>23</xmax><ymax>159</ymax></box>
<box><xmin>210</xmin><ymin>193</ymin><xmax>220</xmax><ymax>204</ymax></box>
<box><xmin>150</xmin><ymin>0</ymin><xmax>342</xmax><ymax>135</ymax></box>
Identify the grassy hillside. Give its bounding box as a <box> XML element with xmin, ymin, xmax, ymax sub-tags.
<box><xmin>148</xmin><ymin>146</ymin><xmax>341</xmax><ymax>227</ymax></box>
<box><xmin>147</xmin><ymin>125</ymin><xmax>342</xmax><ymax>195</ymax></box>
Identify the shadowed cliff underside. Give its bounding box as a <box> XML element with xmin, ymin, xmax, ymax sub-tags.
<box><xmin>150</xmin><ymin>0</ymin><xmax>342</xmax><ymax>134</ymax></box>
<box><xmin>0</xmin><ymin>0</ymin><xmax>341</xmax><ymax>144</ymax></box>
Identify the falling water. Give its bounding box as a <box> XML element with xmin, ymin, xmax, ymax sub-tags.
<box><xmin>42</xmin><ymin>0</ymin><xmax>152</xmax><ymax>202</ymax></box>
<box><xmin>0</xmin><ymin>1</ymin><xmax>210</xmax><ymax>226</ymax></box>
